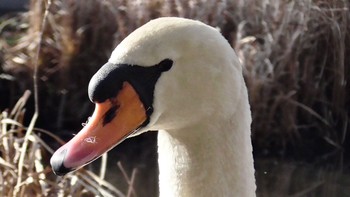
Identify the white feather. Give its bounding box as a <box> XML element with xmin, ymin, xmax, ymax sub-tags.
<box><xmin>110</xmin><ymin>17</ymin><xmax>256</xmax><ymax>197</ymax></box>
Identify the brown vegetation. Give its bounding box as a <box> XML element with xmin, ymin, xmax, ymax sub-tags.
<box><xmin>0</xmin><ymin>91</ymin><xmax>137</xmax><ymax>196</ymax></box>
<box><xmin>0</xmin><ymin>0</ymin><xmax>349</xmax><ymax>196</ymax></box>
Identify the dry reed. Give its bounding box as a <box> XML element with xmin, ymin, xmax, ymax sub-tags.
<box><xmin>234</xmin><ymin>0</ymin><xmax>349</xmax><ymax>157</ymax></box>
<box><xmin>0</xmin><ymin>0</ymin><xmax>349</xmax><ymax>196</ymax></box>
<box><xmin>1</xmin><ymin>1</ymin><xmax>138</xmax><ymax>196</ymax></box>
<box><xmin>1</xmin><ymin>0</ymin><xmax>348</xmax><ymax>157</ymax></box>
<box><xmin>0</xmin><ymin>91</ymin><xmax>139</xmax><ymax>196</ymax></box>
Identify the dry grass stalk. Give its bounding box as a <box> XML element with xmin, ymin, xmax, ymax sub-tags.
<box><xmin>2</xmin><ymin>0</ymin><xmax>347</xmax><ymax>157</ymax></box>
<box><xmin>0</xmin><ymin>91</ymin><xmax>137</xmax><ymax>196</ymax></box>
<box><xmin>117</xmin><ymin>161</ymin><xmax>138</xmax><ymax>197</ymax></box>
<box><xmin>234</xmin><ymin>0</ymin><xmax>349</xmax><ymax>155</ymax></box>
<box><xmin>0</xmin><ymin>1</ymin><xmax>349</xmax><ymax>195</ymax></box>
<box><xmin>1</xmin><ymin>0</ymin><xmax>138</xmax><ymax>195</ymax></box>
<box><xmin>14</xmin><ymin>0</ymin><xmax>52</xmax><ymax>195</ymax></box>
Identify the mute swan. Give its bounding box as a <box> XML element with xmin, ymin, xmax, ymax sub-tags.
<box><xmin>51</xmin><ymin>17</ymin><xmax>256</xmax><ymax>197</ymax></box>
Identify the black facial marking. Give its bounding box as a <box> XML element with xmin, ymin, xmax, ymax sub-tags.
<box><xmin>158</xmin><ymin>59</ymin><xmax>173</xmax><ymax>72</ymax></box>
<box><xmin>103</xmin><ymin>105</ymin><xmax>119</xmax><ymax>126</ymax></box>
<box><xmin>88</xmin><ymin>58</ymin><xmax>173</xmax><ymax>124</ymax></box>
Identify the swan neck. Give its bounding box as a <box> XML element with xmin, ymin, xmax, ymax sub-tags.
<box><xmin>157</xmin><ymin>105</ymin><xmax>256</xmax><ymax>197</ymax></box>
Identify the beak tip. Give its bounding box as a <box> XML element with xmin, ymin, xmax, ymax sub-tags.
<box><xmin>50</xmin><ymin>148</ymin><xmax>74</xmax><ymax>176</ymax></box>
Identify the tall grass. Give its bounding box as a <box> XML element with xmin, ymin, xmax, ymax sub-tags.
<box><xmin>2</xmin><ymin>0</ymin><xmax>348</xmax><ymax>157</ymax></box>
<box><xmin>0</xmin><ymin>0</ymin><xmax>349</xmax><ymax>196</ymax></box>
<box><xmin>233</xmin><ymin>0</ymin><xmax>349</xmax><ymax>158</ymax></box>
<box><xmin>0</xmin><ymin>91</ymin><xmax>137</xmax><ymax>196</ymax></box>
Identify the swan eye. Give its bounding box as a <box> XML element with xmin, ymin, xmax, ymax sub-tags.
<box><xmin>157</xmin><ymin>59</ymin><xmax>173</xmax><ymax>72</ymax></box>
<box><xmin>88</xmin><ymin>58</ymin><xmax>173</xmax><ymax>125</ymax></box>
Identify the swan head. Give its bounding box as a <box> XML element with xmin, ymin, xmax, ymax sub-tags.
<box><xmin>50</xmin><ymin>17</ymin><xmax>244</xmax><ymax>175</ymax></box>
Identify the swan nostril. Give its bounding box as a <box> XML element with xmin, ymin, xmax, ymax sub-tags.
<box><xmin>103</xmin><ymin>104</ymin><xmax>120</xmax><ymax>126</ymax></box>
<box><xmin>50</xmin><ymin>148</ymin><xmax>73</xmax><ymax>176</ymax></box>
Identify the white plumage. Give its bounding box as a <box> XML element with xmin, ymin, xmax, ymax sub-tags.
<box><xmin>51</xmin><ymin>17</ymin><xmax>256</xmax><ymax>197</ymax></box>
<box><xmin>111</xmin><ymin>17</ymin><xmax>256</xmax><ymax>197</ymax></box>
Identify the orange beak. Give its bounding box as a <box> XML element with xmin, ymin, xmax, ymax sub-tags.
<box><xmin>50</xmin><ymin>82</ymin><xmax>147</xmax><ymax>175</ymax></box>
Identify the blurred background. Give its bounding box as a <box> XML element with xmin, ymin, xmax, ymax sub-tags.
<box><xmin>0</xmin><ymin>0</ymin><xmax>349</xmax><ymax>196</ymax></box>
